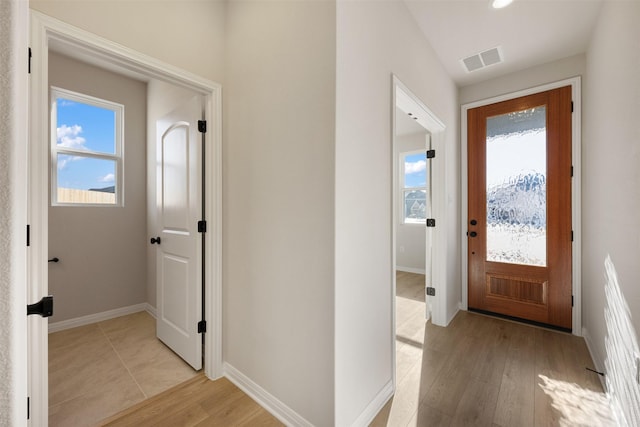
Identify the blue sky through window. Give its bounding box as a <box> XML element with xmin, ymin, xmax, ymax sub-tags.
<box><xmin>404</xmin><ymin>152</ymin><xmax>427</xmax><ymax>188</ymax></box>
<box><xmin>56</xmin><ymin>98</ymin><xmax>117</xmax><ymax>191</ymax></box>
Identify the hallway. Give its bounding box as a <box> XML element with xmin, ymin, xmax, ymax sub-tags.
<box><xmin>371</xmin><ymin>271</ymin><xmax>614</xmax><ymax>426</ymax></box>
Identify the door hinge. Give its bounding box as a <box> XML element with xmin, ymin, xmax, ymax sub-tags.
<box><xmin>197</xmin><ymin>220</ymin><xmax>207</xmax><ymax>233</ymax></box>
<box><xmin>426</xmin><ymin>149</ymin><xmax>436</xmax><ymax>159</ymax></box>
<box><xmin>571</xmin><ymin>165</ymin><xmax>574</xmax><ymax>177</ymax></box>
<box><xmin>28</xmin><ymin>47</ymin><xmax>32</xmax><ymax>74</ymax></box>
<box><xmin>571</xmin><ymin>230</ymin><xmax>574</xmax><ymax>242</ymax></box>
<box><xmin>26</xmin><ymin>225</ymin><xmax>30</xmax><ymax>247</ymax></box>
<box><xmin>571</xmin><ymin>101</ymin><xmax>574</xmax><ymax>113</ymax></box>
<box><xmin>27</xmin><ymin>397</ymin><xmax>30</xmax><ymax>420</ymax></box>
<box><xmin>198</xmin><ymin>320</ymin><xmax>206</xmax><ymax>333</ymax></box>
<box><xmin>426</xmin><ymin>287</ymin><xmax>436</xmax><ymax>296</ymax></box>
<box><xmin>27</xmin><ymin>296</ymin><xmax>53</xmax><ymax>318</ymax></box>
<box><xmin>572</xmin><ymin>295</ymin><xmax>574</xmax><ymax>307</ymax></box>
<box><xmin>198</xmin><ymin>120</ymin><xmax>207</xmax><ymax>133</ymax></box>
<box><xmin>426</xmin><ymin>218</ymin><xmax>436</xmax><ymax>227</ymax></box>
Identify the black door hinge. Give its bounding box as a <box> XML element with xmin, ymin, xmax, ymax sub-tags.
<box><xmin>198</xmin><ymin>120</ymin><xmax>207</xmax><ymax>133</ymax></box>
<box><xmin>27</xmin><ymin>397</ymin><xmax>30</xmax><ymax>420</ymax></box>
<box><xmin>28</xmin><ymin>48</ymin><xmax>32</xmax><ymax>74</ymax></box>
<box><xmin>571</xmin><ymin>165</ymin><xmax>574</xmax><ymax>177</ymax></box>
<box><xmin>198</xmin><ymin>320</ymin><xmax>206</xmax><ymax>333</ymax></box>
<box><xmin>426</xmin><ymin>149</ymin><xmax>436</xmax><ymax>159</ymax></box>
<box><xmin>26</xmin><ymin>225</ymin><xmax>30</xmax><ymax>247</ymax></box>
<box><xmin>27</xmin><ymin>296</ymin><xmax>53</xmax><ymax>318</ymax></box>
<box><xmin>426</xmin><ymin>218</ymin><xmax>436</xmax><ymax>227</ymax></box>
<box><xmin>198</xmin><ymin>220</ymin><xmax>207</xmax><ymax>233</ymax></box>
<box><xmin>426</xmin><ymin>287</ymin><xmax>436</xmax><ymax>296</ymax></box>
<box><xmin>571</xmin><ymin>101</ymin><xmax>574</xmax><ymax>113</ymax></box>
<box><xmin>571</xmin><ymin>230</ymin><xmax>574</xmax><ymax>242</ymax></box>
<box><xmin>572</xmin><ymin>295</ymin><xmax>574</xmax><ymax>307</ymax></box>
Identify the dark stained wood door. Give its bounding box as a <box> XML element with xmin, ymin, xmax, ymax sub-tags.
<box><xmin>467</xmin><ymin>86</ymin><xmax>573</xmax><ymax>330</ymax></box>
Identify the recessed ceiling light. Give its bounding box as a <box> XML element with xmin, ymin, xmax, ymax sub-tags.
<box><xmin>492</xmin><ymin>0</ymin><xmax>513</xmax><ymax>9</ymax></box>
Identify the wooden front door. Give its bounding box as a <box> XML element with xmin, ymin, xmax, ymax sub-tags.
<box><xmin>467</xmin><ymin>86</ymin><xmax>572</xmax><ymax>330</ymax></box>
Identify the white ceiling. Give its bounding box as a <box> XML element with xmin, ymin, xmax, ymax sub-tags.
<box><xmin>404</xmin><ymin>0</ymin><xmax>603</xmax><ymax>86</ymax></box>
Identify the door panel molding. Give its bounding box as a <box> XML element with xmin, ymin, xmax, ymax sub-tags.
<box><xmin>461</xmin><ymin>77</ymin><xmax>582</xmax><ymax>335</ymax></box>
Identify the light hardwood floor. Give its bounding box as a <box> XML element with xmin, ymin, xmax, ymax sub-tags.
<box><xmin>99</xmin><ymin>373</ymin><xmax>282</xmax><ymax>426</ymax></box>
<box><xmin>371</xmin><ymin>271</ymin><xmax>615</xmax><ymax>427</ymax></box>
<box><xmin>57</xmin><ymin>274</ymin><xmax>614</xmax><ymax>426</ymax></box>
<box><xmin>48</xmin><ymin>311</ymin><xmax>199</xmax><ymax>426</ymax></box>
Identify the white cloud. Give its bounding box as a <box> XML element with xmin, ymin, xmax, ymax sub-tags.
<box><xmin>57</xmin><ymin>124</ymin><xmax>87</xmax><ymax>150</ymax></box>
<box><xmin>57</xmin><ymin>155</ymin><xmax>83</xmax><ymax>170</ymax></box>
<box><xmin>405</xmin><ymin>160</ymin><xmax>426</xmax><ymax>174</ymax></box>
<box><xmin>99</xmin><ymin>173</ymin><xmax>115</xmax><ymax>183</ymax></box>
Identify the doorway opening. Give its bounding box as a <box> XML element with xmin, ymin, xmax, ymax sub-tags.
<box><xmin>460</xmin><ymin>77</ymin><xmax>582</xmax><ymax>335</ymax></box>
<box><xmin>28</xmin><ymin>11</ymin><xmax>222</xmax><ymax>426</ymax></box>
<box><xmin>391</xmin><ymin>76</ymin><xmax>446</xmax><ymax>389</ymax></box>
<box><xmin>466</xmin><ymin>86</ymin><xmax>572</xmax><ymax>331</ymax></box>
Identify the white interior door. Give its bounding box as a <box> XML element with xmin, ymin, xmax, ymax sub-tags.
<box><xmin>155</xmin><ymin>95</ymin><xmax>203</xmax><ymax>370</ymax></box>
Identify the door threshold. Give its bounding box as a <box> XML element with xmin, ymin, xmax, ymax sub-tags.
<box><xmin>468</xmin><ymin>308</ymin><xmax>572</xmax><ymax>334</ymax></box>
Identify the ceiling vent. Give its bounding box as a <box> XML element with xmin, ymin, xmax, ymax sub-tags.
<box><xmin>461</xmin><ymin>46</ymin><xmax>504</xmax><ymax>73</ymax></box>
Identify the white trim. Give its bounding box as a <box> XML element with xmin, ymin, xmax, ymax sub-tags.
<box><xmin>145</xmin><ymin>303</ymin><xmax>157</xmax><ymax>319</ymax></box>
<box><xmin>395</xmin><ymin>266</ymin><xmax>427</xmax><ymax>275</ymax></box>
<box><xmin>350</xmin><ymin>380</ymin><xmax>394</xmax><ymax>427</ymax></box>
<box><xmin>223</xmin><ymin>363</ymin><xmax>313</xmax><ymax>427</ymax></box>
<box><xmin>11</xmin><ymin>0</ymin><xmax>30</xmax><ymax>424</ymax></box>
<box><xmin>48</xmin><ymin>303</ymin><xmax>147</xmax><ymax>333</ymax></box>
<box><xmin>460</xmin><ymin>76</ymin><xmax>582</xmax><ymax>335</ymax></box>
<box><xmin>28</xmin><ymin>11</ymin><xmax>224</xmax><ymax>424</ymax></box>
<box><xmin>391</xmin><ymin>75</ymin><xmax>447</xmax><ymax>402</ymax></box>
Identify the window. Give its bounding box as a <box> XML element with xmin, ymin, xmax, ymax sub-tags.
<box><xmin>51</xmin><ymin>87</ymin><xmax>123</xmax><ymax>206</ymax></box>
<box><xmin>401</xmin><ymin>151</ymin><xmax>427</xmax><ymax>224</ymax></box>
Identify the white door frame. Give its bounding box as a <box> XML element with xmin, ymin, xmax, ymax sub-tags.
<box><xmin>28</xmin><ymin>11</ymin><xmax>223</xmax><ymax>425</ymax></box>
<box><xmin>391</xmin><ymin>75</ymin><xmax>446</xmax><ymax>388</ymax></box>
<box><xmin>460</xmin><ymin>77</ymin><xmax>582</xmax><ymax>335</ymax></box>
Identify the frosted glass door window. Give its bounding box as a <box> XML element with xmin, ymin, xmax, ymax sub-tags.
<box><xmin>485</xmin><ymin>107</ymin><xmax>547</xmax><ymax>266</ymax></box>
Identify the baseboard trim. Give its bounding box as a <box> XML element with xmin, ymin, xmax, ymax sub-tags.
<box><xmin>395</xmin><ymin>266</ymin><xmax>426</xmax><ymax>274</ymax></box>
<box><xmin>350</xmin><ymin>379</ymin><xmax>394</xmax><ymax>427</ymax></box>
<box><xmin>145</xmin><ymin>303</ymin><xmax>157</xmax><ymax>319</ymax></box>
<box><xmin>48</xmin><ymin>303</ymin><xmax>148</xmax><ymax>333</ymax></box>
<box><xmin>582</xmin><ymin>327</ymin><xmax>607</xmax><ymax>390</ymax></box>
<box><xmin>223</xmin><ymin>362</ymin><xmax>313</xmax><ymax>427</ymax></box>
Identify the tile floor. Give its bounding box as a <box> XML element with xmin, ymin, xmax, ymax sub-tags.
<box><xmin>48</xmin><ymin>311</ymin><xmax>199</xmax><ymax>427</ymax></box>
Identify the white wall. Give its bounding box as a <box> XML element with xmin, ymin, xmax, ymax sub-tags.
<box><xmin>224</xmin><ymin>2</ymin><xmax>336</xmax><ymax>425</ymax></box>
<box><xmin>582</xmin><ymin>2</ymin><xmax>640</xmax><ymax>425</ymax></box>
<box><xmin>459</xmin><ymin>54</ymin><xmax>586</xmax><ymax>104</ymax></box>
<box><xmin>0</xmin><ymin>0</ymin><xmax>29</xmax><ymax>423</ymax></box>
<box><xmin>335</xmin><ymin>1</ymin><xmax>459</xmax><ymax>425</ymax></box>
<box><xmin>30</xmin><ymin>0</ymin><xmax>226</xmax><ymax>84</ymax></box>
<box><xmin>146</xmin><ymin>80</ymin><xmax>200</xmax><ymax>309</ymax></box>
<box><xmin>48</xmin><ymin>52</ymin><xmax>148</xmax><ymax>321</ymax></box>
<box><xmin>396</xmin><ymin>132</ymin><xmax>427</xmax><ymax>272</ymax></box>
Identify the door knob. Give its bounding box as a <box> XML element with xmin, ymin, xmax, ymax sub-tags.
<box><xmin>470</xmin><ymin>219</ymin><xmax>477</xmax><ymax>226</ymax></box>
<box><xmin>150</xmin><ymin>237</ymin><xmax>161</xmax><ymax>245</ymax></box>
<box><xmin>48</xmin><ymin>257</ymin><xmax>59</xmax><ymax>263</ymax></box>
<box><xmin>469</xmin><ymin>231</ymin><xmax>477</xmax><ymax>238</ymax></box>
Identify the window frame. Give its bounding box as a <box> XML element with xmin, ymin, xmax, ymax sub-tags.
<box><xmin>400</xmin><ymin>149</ymin><xmax>428</xmax><ymax>225</ymax></box>
<box><xmin>50</xmin><ymin>87</ymin><xmax>124</xmax><ymax>207</ymax></box>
